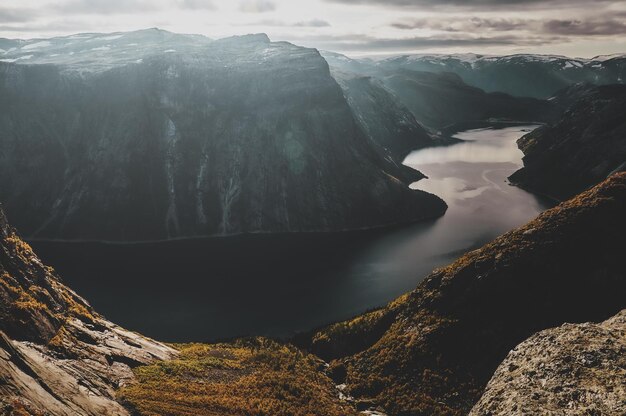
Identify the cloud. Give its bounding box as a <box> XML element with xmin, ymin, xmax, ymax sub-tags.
<box><xmin>325</xmin><ymin>0</ymin><xmax>621</xmax><ymax>10</ymax></box>
<box><xmin>241</xmin><ymin>18</ymin><xmax>330</xmax><ymax>27</ymax></box>
<box><xmin>392</xmin><ymin>17</ymin><xmax>529</xmax><ymax>32</ymax></box>
<box><xmin>239</xmin><ymin>0</ymin><xmax>276</xmax><ymax>13</ymax></box>
<box><xmin>294</xmin><ymin>19</ymin><xmax>331</xmax><ymax>27</ymax></box>
<box><xmin>0</xmin><ymin>6</ymin><xmax>39</xmax><ymax>23</ymax></box>
<box><xmin>53</xmin><ymin>0</ymin><xmax>158</xmax><ymax>15</ymax></box>
<box><xmin>543</xmin><ymin>18</ymin><xmax>626</xmax><ymax>36</ymax></box>
<box><xmin>178</xmin><ymin>0</ymin><xmax>216</xmax><ymax>10</ymax></box>
<box><xmin>292</xmin><ymin>32</ymin><xmax>560</xmax><ymax>53</ymax></box>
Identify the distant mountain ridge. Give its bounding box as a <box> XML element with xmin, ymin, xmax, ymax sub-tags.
<box><xmin>374</xmin><ymin>53</ymin><xmax>626</xmax><ymax>99</ymax></box>
<box><xmin>323</xmin><ymin>51</ymin><xmax>554</xmax><ymax>130</ymax></box>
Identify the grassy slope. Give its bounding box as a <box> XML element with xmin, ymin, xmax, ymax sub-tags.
<box><xmin>119</xmin><ymin>337</ymin><xmax>357</xmax><ymax>416</ymax></box>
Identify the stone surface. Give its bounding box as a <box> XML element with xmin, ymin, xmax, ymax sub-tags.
<box><xmin>471</xmin><ymin>310</ymin><xmax>626</xmax><ymax>416</ymax></box>
<box><xmin>0</xmin><ymin>206</ymin><xmax>176</xmax><ymax>415</ymax></box>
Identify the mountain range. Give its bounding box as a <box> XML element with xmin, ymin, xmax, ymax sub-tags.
<box><xmin>2</xmin><ymin>29</ymin><xmax>625</xmax><ymax>242</ymax></box>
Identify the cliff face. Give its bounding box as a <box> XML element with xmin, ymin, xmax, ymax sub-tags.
<box><xmin>305</xmin><ymin>172</ymin><xmax>626</xmax><ymax>415</ymax></box>
<box><xmin>470</xmin><ymin>310</ymin><xmax>626</xmax><ymax>416</ymax></box>
<box><xmin>0</xmin><ymin>30</ymin><xmax>445</xmax><ymax>241</ymax></box>
<box><xmin>330</xmin><ymin>69</ymin><xmax>435</xmax><ymax>163</ymax></box>
<box><xmin>510</xmin><ymin>84</ymin><xmax>626</xmax><ymax>200</ymax></box>
<box><xmin>0</xmin><ymin>206</ymin><xmax>176</xmax><ymax>415</ymax></box>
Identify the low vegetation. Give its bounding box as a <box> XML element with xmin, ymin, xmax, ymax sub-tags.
<box><xmin>119</xmin><ymin>337</ymin><xmax>357</xmax><ymax>416</ymax></box>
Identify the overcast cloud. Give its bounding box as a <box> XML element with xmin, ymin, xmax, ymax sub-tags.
<box><xmin>0</xmin><ymin>0</ymin><xmax>624</xmax><ymax>57</ymax></box>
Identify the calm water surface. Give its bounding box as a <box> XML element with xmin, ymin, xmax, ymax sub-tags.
<box><xmin>31</xmin><ymin>125</ymin><xmax>551</xmax><ymax>342</ymax></box>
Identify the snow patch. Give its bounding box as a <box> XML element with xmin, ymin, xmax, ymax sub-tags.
<box><xmin>22</xmin><ymin>41</ymin><xmax>51</xmax><ymax>50</ymax></box>
<box><xmin>0</xmin><ymin>55</ymin><xmax>33</xmax><ymax>63</ymax></box>
<box><xmin>91</xmin><ymin>46</ymin><xmax>111</xmax><ymax>51</ymax></box>
<box><xmin>100</xmin><ymin>34</ymin><xmax>123</xmax><ymax>41</ymax></box>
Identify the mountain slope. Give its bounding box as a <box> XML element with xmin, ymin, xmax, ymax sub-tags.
<box><xmin>470</xmin><ymin>310</ymin><xmax>626</xmax><ymax>415</ymax></box>
<box><xmin>305</xmin><ymin>172</ymin><xmax>626</xmax><ymax>415</ymax></box>
<box><xmin>379</xmin><ymin>69</ymin><xmax>552</xmax><ymax>129</ymax></box>
<box><xmin>0</xmin><ymin>206</ymin><xmax>176</xmax><ymax>415</ymax></box>
<box><xmin>322</xmin><ymin>52</ymin><xmax>553</xmax><ymax>130</ymax></box>
<box><xmin>509</xmin><ymin>84</ymin><xmax>626</xmax><ymax>200</ymax></box>
<box><xmin>331</xmin><ymin>69</ymin><xmax>435</xmax><ymax>163</ymax></box>
<box><xmin>0</xmin><ymin>30</ymin><xmax>445</xmax><ymax>241</ymax></box>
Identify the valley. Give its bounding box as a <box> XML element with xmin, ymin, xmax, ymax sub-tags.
<box><xmin>29</xmin><ymin>125</ymin><xmax>550</xmax><ymax>342</ymax></box>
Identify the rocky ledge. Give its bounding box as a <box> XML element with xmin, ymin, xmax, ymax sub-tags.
<box><xmin>471</xmin><ymin>310</ymin><xmax>626</xmax><ymax>415</ymax></box>
<box><xmin>0</xmin><ymin>206</ymin><xmax>176</xmax><ymax>415</ymax></box>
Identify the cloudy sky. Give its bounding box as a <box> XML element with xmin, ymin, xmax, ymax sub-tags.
<box><xmin>1</xmin><ymin>0</ymin><xmax>625</xmax><ymax>57</ymax></box>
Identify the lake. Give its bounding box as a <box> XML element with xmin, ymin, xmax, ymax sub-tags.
<box><xmin>30</xmin><ymin>125</ymin><xmax>552</xmax><ymax>343</ymax></box>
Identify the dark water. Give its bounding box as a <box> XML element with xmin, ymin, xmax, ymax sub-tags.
<box><xmin>30</xmin><ymin>125</ymin><xmax>552</xmax><ymax>343</ymax></box>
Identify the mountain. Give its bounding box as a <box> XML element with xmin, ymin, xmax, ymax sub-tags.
<box><xmin>331</xmin><ymin>69</ymin><xmax>436</xmax><ymax>162</ymax></box>
<box><xmin>377</xmin><ymin>69</ymin><xmax>551</xmax><ymax>130</ymax></box>
<box><xmin>509</xmin><ymin>84</ymin><xmax>626</xmax><ymax>200</ymax></box>
<box><xmin>470</xmin><ymin>310</ymin><xmax>626</xmax><ymax>415</ymax></box>
<box><xmin>376</xmin><ymin>53</ymin><xmax>626</xmax><ymax>99</ymax></box>
<box><xmin>323</xmin><ymin>52</ymin><xmax>553</xmax><ymax>130</ymax></box>
<box><xmin>302</xmin><ymin>172</ymin><xmax>626</xmax><ymax>415</ymax></box>
<box><xmin>0</xmin><ymin>206</ymin><xmax>176</xmax><ymax>415</ymax></box>
<box><xmin>0</xmin><ymin>29</ymin><xmax>446</xmax><ymax>241</ymax></box>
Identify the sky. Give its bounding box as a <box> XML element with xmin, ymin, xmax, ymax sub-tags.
<box><xmin>1</xmin><ymin>0</ymin><xmax>625</xmax><ymax>58</ymax></box>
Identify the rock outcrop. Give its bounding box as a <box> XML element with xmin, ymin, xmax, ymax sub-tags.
<box><xmin>0</xmin><ymin>30</ymin><xmax>445</xmax><ymax>241</ymax></box>
<box><xmin>0</xmin><ymin>206</ymin><xmax>176</xmax><ymax>415</ymax></box>
<box><xmin>303</xmin><ymin>172</ymin><xmax>626</xmax><ymax>415</ymax></box>
<box><xmin>471</xmin><ymin>310</ymin><xmax>626</xmax><ymax>415</ymax></box>
<box><xmin>510</xmin><ymin>84</ymin><xmax>626</xmax><ymax>200</ymax></box>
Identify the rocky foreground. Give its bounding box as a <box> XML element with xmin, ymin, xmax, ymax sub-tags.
<box><xmin>1</xmin><ymin>174</ymin><xmax>625</xmax><ymax>415</ymax></box>
<box><xmin>0</xmin><ymin>208</ymin><xmax>176</xmax><ymax>415</ymax></box>
<box><xmin>471</xmin><ymin>311</ymin><xmax>626</xmax><ymax>415</ymax></box>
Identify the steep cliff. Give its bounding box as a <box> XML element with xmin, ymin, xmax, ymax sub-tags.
<box><xmin>0</xmin><ymin>30</ymin><xmax>445</xmax><ymax>241</ymax></box>
<box><xmin>331</xmin><ymin>69</ymin><xmax>435</xmax><ymax>163</ymax></box>
<box><xmin>305</xmin><ymin>172</ymin><xmax>626</xmax><ymax>415</ymax></box>
<box><xmin>510</xmin><ymin>84</ymin><xmax>626</xmax><ymax>200</ymax></box>
<box><xmin>0</xmin><ymin>206</ymin><xmax>176</xmax><ymax>415</ymax></box>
